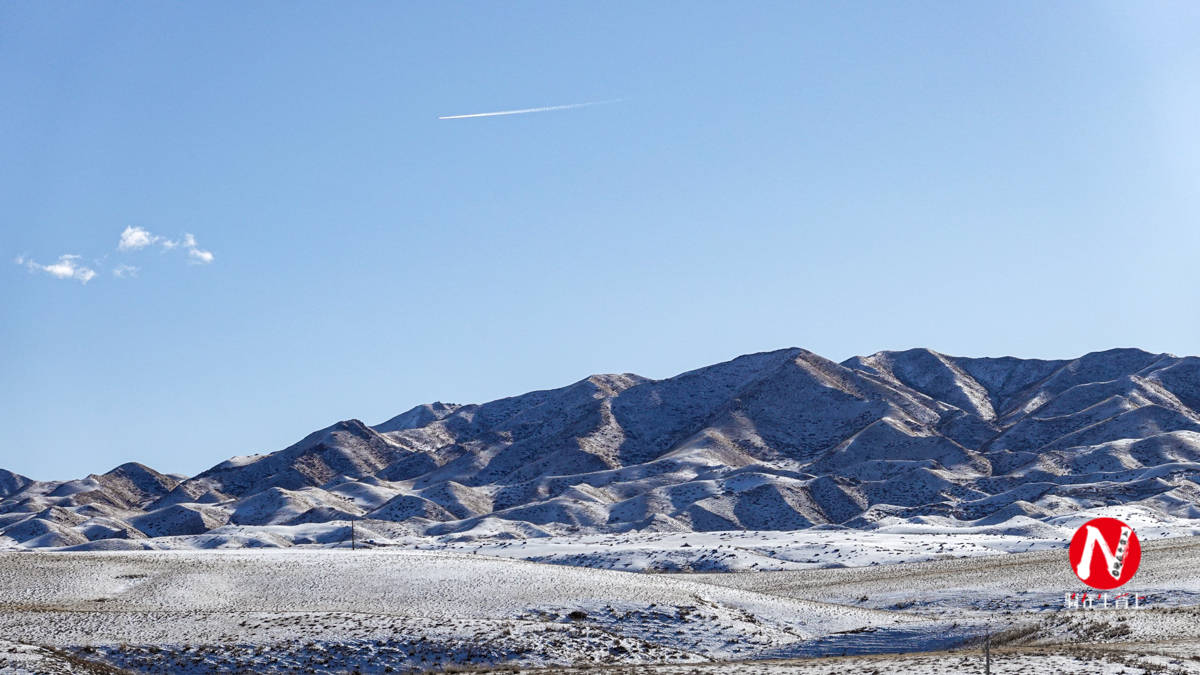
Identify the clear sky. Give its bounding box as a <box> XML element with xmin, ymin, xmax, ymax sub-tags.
<box><xmin>3</xmin><ymin>2</ymin><xmax>1198</xmax><ymax>481</ymax></box>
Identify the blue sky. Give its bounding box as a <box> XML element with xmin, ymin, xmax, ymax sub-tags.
<box><xmin>3</xmin><ymin>2</ymin><xmax>1198</xmax><ymax>480</ymax></box>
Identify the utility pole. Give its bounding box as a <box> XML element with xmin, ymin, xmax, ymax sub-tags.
<box><xmin>351</xmin><ymin>520</ymin><xmax>356</xmax><ymax>551</ymax></box>
<box><xmin>984</xmin><ymin>630</ymin><xmax>991</xmax><ymax>675</ymax></box>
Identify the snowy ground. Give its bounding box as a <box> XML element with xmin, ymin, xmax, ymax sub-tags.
<box><xmin>1</xmin><ymin>510</ymin><xmax>1199</xmax><ymax>673</ymax></box>
<box><xmin>0</xmin><ymin>548</ymin><xmax>974</xmax><ymax>673</ymax></box>
<box><xmin>1</xmin><ymin>545</ymin><xmax>1199</xmax><ymax>673</ymax></box>
<box><xmin>471</xmin><ymin>646</ymin><xmax>1200</xmax><ymax>674</ymax></box>
<box><xmin>404</xmin><ymin>505</ymin><xmax>1198</xmax><ymax>573</ymax></box>
<box><xmin>16</xmin><ymin>503</ymin><xmax>1189</xmax><ymax>576</ymax></box>
<box><xmin>681</xmin><ymin>533</ymin><xmax>1200</xmax><ymax>619</ymax></box>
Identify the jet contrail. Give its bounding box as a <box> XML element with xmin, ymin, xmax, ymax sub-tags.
<box><xmin>438</xmin><ymin>99</ymin><xmax>621</xmax><ymax>120</ymax></box>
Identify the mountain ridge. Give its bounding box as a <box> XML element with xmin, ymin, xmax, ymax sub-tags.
<box><xmin>3</xmin><ymin>346</ymin><xmax>1199</xmax><ymax>549</ymax></box>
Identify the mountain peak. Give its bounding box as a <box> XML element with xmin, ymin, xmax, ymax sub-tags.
<box><xmin>374</xmin><ymin>403</ymin><xmax>463</xmax><ymax>433</ymax></box>
<box><xmin>0</xmin><ymin>468</ymin><xmax>33</xmax><ymax>499</ymax></box>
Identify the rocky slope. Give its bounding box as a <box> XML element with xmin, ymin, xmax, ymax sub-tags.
<box><xmin>3</xmin><ymin>347</ymin><xmax>1199</xmax><ymax>548</ymax></box>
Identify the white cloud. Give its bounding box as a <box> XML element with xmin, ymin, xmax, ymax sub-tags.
<box><xmin>183</xmin><ymin>233</ymin><xmax>214</xmax><ymax>264</ymax></box>
<box><xmin>118</xmin><ymin>226</ymin><xmax>159</xmax><ymax>251</ymax></box>
<box><xmin>188</xmin><ymin>247</ymin><xmax>215</xmax><ymax>264</ymax></box>
<box><xmin>17</xmin><ymin>227</ymin><xmax>214</xmax><ymax>285</ymax></box>
<box><xmin>17</xmin><ymin>254</ymin><xmax>97</xmax><ymax>284</ymax></box>
<box><xmin>116</xmin><ymin>226</ymin><xmax>214</xmax><ymax>265</ymax></box>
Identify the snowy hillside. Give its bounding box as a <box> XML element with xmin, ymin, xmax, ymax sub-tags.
<box><xmin>3</xmin><ymin>347</ymin><xmax>1200</xmax><ymax>549</ymax></box>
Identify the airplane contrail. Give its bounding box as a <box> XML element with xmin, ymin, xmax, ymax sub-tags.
<box><xmin>438</xmin><ymin>99</ymin><xmax>622</xmax><ymax>120</ymax></box>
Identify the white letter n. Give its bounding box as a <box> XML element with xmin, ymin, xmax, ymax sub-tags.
<box><xmin>1075</xmin><ymin>525</ymin><xmax>1130</xmax><ymax>581</ymax></box>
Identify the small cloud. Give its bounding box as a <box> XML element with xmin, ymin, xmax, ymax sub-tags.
<box><xmin>113</xmin><ymin>264</ymin><xmax>139</xmax><ymax>279</ymax></box>
<box><xmin>17</xmin><ymin>254</ymin><xmax>97</xmax><ymax>284</ymax></box>
<box><xmin>188</xmin><ymin>248</ymin><xmax>215</xmax><ymax>264</ymax></box>
<box><xmin>118</xmin><ymin>226</ymin><xmax>159</xmax><ymax>251</ymax></box>
<box><xmin>183</xmin><ymin>233</ymin><xmax>214</xmax><ymax>264</ymax></box>
<box><xmin>117</xmin><ymin>226</ymin><xmax>214</xmax><ymax>266</ymax></box>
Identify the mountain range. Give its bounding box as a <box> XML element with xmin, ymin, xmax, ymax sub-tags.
<box><xmin>3</xmin><ymin>347</ymin><xmax>1199</xmax><ymax>549</ymax></box>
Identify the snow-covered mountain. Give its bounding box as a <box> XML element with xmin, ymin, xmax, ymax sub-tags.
<box><xmin>3</xmin><ymin>347</ymin><xmax>1199</xmax><ymax>549</ymax></box>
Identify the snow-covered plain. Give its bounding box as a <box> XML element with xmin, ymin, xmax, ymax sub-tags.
<box><xmin>396</xmin><ymin>504</ymin><xmax>1200</xmax><ymax>573</ymax></box>
<box><xmin>2</xmin><ymin>529</ymin><xmax>1200</xmax><ymax>673</ymax></box>
<box><xmin>472</xmin><ymin>646</ymin><xmax>1200</xmax><ymax>674</ymax></box>
<box><xmin>0</xmin><ymin>548</ymin><xmax>964</xmax><ymax>673</ymax></box>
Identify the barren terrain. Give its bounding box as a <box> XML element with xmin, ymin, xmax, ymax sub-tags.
<box><xmin>2</xmin><ymin>533</ymin><xmax>1199</xmax><ymax>673</ymax></box>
